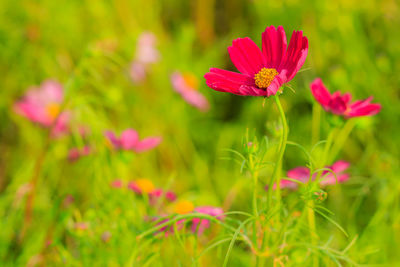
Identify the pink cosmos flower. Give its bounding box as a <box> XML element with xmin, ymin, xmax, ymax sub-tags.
<box><xmin>274</xmin><ymin>160</ymin><xmax>350</xmax><ymax>189</ymax></box>
<box><xmin>14</xmin><ymin>80</ymin><xmax>70</xmax><ymax>136</ymax></box>
<box><xmin>204</xmin><ymin>25</ymin><xmax>308</xmax><ymax>97</ymax></box>
<box><xmin>129</xmin><ymin>32</ymin><xmax>160</xmax><ymax>83</ymax></box>
<box><xmin>149</xmin><ymin>189</ymin><xmax>177</xmax><ymax>204</ymax></box>
<box><xmin>68</xmin><ymin>146</ymin><xmax>91</xmax><ymax>162</ymax></box>
<box><xmin>104</xmin><ymin>128</ymin><xmax>161</xmax><ymax>153</ymax></box>
<box><xmin>310</xmin><ymin>78</ymin><xmax>381</xmax><ymax>118</ymax></box>
<box><xmin>191</xmin><ymin>206</ymin><xmax>225</xmax><ymax>236</ymax></box>
<box><xmin>171</xmin><ymin>72</ymin><xmax>210</xmax><ymax>112</ymax></box>
<box><xmin>155</xmin><ymin>206</ymin><xmax>224</xmax><ymax>236</ymax></box>
<box><xmin>127</xmin><ymin>179</ymin><xmax>176</xmax><ymax>204</ymax></box>
<box><xmin>111</xmin><ymin>179</ymin><xmax>123</xmax><ymax>188</ymax></box>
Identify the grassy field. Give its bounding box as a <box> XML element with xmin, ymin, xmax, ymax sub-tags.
<box><xmin>0</xmin><ymin>0</ymin><xmax>399</xmax><ymax>266</ymax></box>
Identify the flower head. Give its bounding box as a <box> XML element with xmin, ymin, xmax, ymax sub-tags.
<box><xmin>128</xmin><ymin>178</ymin><xmax>155</xmax><ymax>194</ymax></box>
<box><xmin>129</xmin><ymin>32</ymin><xmax>160</xmax><ymax>83</ymax></box>
<box><xmin>173</xmin><ymin>200</ymin><xmax>195</xmax><ymax>214</ymax></box>
<box><xmin>273</xmin><ymin>160</ymin><xmax>350</xmax><ymax>189</ymax></box>
<box><xmin>171</xmin><ymin>72</ymin><xmax>210</xmax><ymax>112</ymax></box>
<box><xmin>204</xmin><ymin>26</ymin><xmax>308</xmax><ymax>97</ymax></box>
<box><xmin>310</xmin><ymin>78</ymin><xmax>381</xmax><ymax>118</ymax></box>
<box><xmin>68</xmin><ymin>146</ymin><xmax>91</xmax><ymax>162</ymax></box>
<box><xmin>191</xmin><ymin>206</ymin><xmax>224</xmax><ymax>236</ymax></box>
<box><xmin>104</xmin><ymin>128</ymin><xmax>161</xmax><ymax>153</ymax></box>
<box><xmin>155</xmin><ymin>205</ymin><xmax>224</xmax><ymax>236</ymax></box>
<box><xmin>14</xmin><ymin>80</ymin><xmax>70</xmax><ymax>135</ymax></box>
<box><xmin>127</xmin><ymin>179</ymin><xmax>176</xmax><ymax>205</ymax></box>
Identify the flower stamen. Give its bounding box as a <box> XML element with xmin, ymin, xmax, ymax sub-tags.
<box><xmin>254</xmin><ymin>68</ymin><xmax>278</xmax><ymax>89</ymax></box>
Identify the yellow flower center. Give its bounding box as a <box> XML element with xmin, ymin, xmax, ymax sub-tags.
<box><xmin>254</xmin><ymin>68</ymin><xmax>278</xmax><ymax>89</ymax></box>
<box><xmin>183</xmin><ymin>73</ymin><xmax>198</xmax><ymax>90</ymax></box>
<box><xmin>46</xmin><ymin>103</ymin><xmax>60</xmax><ymax>120</ymax></box>
<box><xmin>173</xmin><ymin>200</ymin><xmax>194</xmax><ymax>214</ymax></box>
<box><xmin>135</xmin><ymin>179</ymin><xmax>155</xmax><ymax>193</ymax></box>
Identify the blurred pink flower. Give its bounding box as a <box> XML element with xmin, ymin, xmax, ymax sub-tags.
<box><xmin>149</xmin><ymin>189</ymin><xmax>177</xmax><ymax>204</ymax></box>
<box><xmin>171</xmin><ymin>72</ymin><xmax>210</xmax><ymax>112</ymax></box>
<box><xmin>311</xmin><ymin>78</ymin><xmax>381</xmax><ymax>118</ymax></box>
<box><xmin>135</xmin><ymin>32</ymin><xmax>160</xmax><ymax>64</ymax></box>
<box><xmin>191</xmin><ymin>206</ymin><xmax>224</xmax><ymax>236</ymax></box>
<box><xmin>111</xmin><ymin>179</ymin><xmax>123</xmax><ymax>188</ymax></box>
<box><xmin>14</xmin><ymin>80</ymin><xmax>70</xmax><ymax>136</ymax></box>
<box><xmin>155</xmin><ymin>206</ymin><xmax>224</xmax><ymax>236</ymax></box>
<box><xmin>129</xmin><ymin>62</ymin><xmax>147</xmax><ymax>83</ymax></box>
<box><xmin>104</xmin><ymin>128</ymin><xmax>161</xmax><ymax>153</ymax></box>
<box><xmin>68</xmin><ymin>146</ymin><xmax>91</xmax><ymax>162</ymax></box>
<box><xmin>129</xmin><ymin>32</ymin><xmax>160</xmax><ymax>83</ymax></box>
<box><xmin>75</xmin><ymin>222</ymin><xmax>89</xmax><ymax>230</ymax></box>
<box><xmin>62</xmin><ymin>195</ymin><xmax>74</xmax><ymax>208</ymax></box>
<box><xmin>273</xmin><ymin>160</ymin><xmax>350</xmax><ymax>189</ymax></box>
<box><xmin>127</xmin><ymin>179</ymin><xmax>176</xmax><ymax>205</ymax></box>
<box><xmin>204</xmin><ymin>25</ymin><xmax>308</xmax><ymax>97</ymax></box>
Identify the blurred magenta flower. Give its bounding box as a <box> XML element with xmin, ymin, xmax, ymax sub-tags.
<box><xmin>129</xmin><ymin>32</ymin><xmax>160</xmax><ymax>83</ymax></box>
<box><xmin>191</xmin><ymin>206</ymin><xmax>224</xmax><ymax>236</ymax></box>
<box><xmin>127</xmin><ymin>179</ymin><xmax>176</xmax><ymax>204</ymax></box>
<box><xmin>149</xmin><ymin>189</ymin><xmax>177</xmax><ymax>204</ymax></box>
<box><xmin>111</xmin><ymin>179</ymin><xmax>123</xmax><ymax>188</ymax></box>
<box><xmin>68</xmin><ymin>146</ymin><xmax>91</xmax><ymax>162</ymax></box>
<box><xmin>204</xmin><ymin>25</ymin><xmax>308</xmax><ymax>97</ymax></box>
<box><xmin>171</xmin><ymin>72</ymin><xmax>210</xmax><ymax>112</ymax></box>
<box><xmin>273</xmin><ymin>160</ymin><xmax>350</xmax><ymax>189</ymax></box>
<box><xmin>155</xmin><ymin>205</ymin><xmax>224</xmax><ymax>236</ymax></box>
<box><xmin>14</xmin><ymin>80</ymin><xmax>70</xmax><ymax>135</ymax></box>
<box><xmin>311</xmin><ymin>78</ymin><xmax>381</xmax><ymax>118</ymax></box>
<box><xmin>104</xmin><ymin>128</ymin><xmax>161</xmax><ymax>153</ymax></box>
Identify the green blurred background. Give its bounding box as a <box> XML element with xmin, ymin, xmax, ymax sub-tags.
<box><xmin>0</xmin><ymin>0</ymin><xmax>399</xmax><ymax>265</ymax></box>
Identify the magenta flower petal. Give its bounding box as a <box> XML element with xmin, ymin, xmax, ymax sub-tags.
<box><xmin>347</xmin><ymin>97</ymin><xmax>382</xmax><ymax>118</ymax></box>
<box><xmin>204</xmin><ymin>68</ymin><xmax>254</xmax><ymax>95</ymax></box>
<box><xmin>262</xmin><ymin>25</ymin><xmax>287</xmax><ymax>69</ymax></box>
<box><xmin>104</xmin><ymin>131</ymin><xmax>121</xmax><ymax>148</ymax></box>
<box><xmin>133</xmin><ymin>137</ymin><xmax>162</xmax><ymax>153</ymax></box>
<box><xmin>120</xmin><ymin>129</ymin><xmax>139</xmax><ymax>150</ymax></box>
<box><xmin>331</xmin><ymin>160</ymin><xmax>350</xmax><ymax>173</ymax></box>
<box><xmin>127</xmin><ymin>181</ymin><xmax>141</xmax><ymax>194</ymax></box>
<box><xmin>310</xmin><ymin>78</ymin><xmax>332</xmax><ymax>109</ymax></box>
<box><xmin>228</xmin><ymin>37</ymin><xmax>265</xmax><ymax>76</ymax></box>
<box><xmin>171</xmin><ymin>72</ymin><xmax>210</xmax><ymax>112</ymax></box>
<box><xmin>279</xmin><ymin>30</ymin><xmax>308</xmax><ymax>81</ymax></box>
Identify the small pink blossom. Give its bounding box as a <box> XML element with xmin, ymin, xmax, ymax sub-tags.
<box><xmin>111</xmin><ymin>179</ymin><xmax>123</xmax><ymax>188</ymax></box>
<box><xmin>129</xmin><ymin>32</ymin><xmax>160</xmax><ymax>83</ymax></box>
<box><xmin>205</xmin><ymin>25</ymin><xmax>308</xmax><ymax>97</ymax></box>
<box><xmin>191</xmin><ymin>206</ymin><xmax>225</xmax><ymax>236</ymax></box>
<box><xmin>68</xmin><ymin>146</ymin><xmax>91</xmax><ymax>162</ymax></box>
<box><xmin>155</xmin><ymin>206</ymin><xmax>224</xmax><ymax>237</ymax></box>
<box><xmin>273</xmin><ymin>160</ymin><xmax>350</xmax><ymax>189</ymax></box>
<box><xmin>75</xmin><ymin>222</ymin><xmax>89</xmax><ymax>230</ymax></box>
<box><xmin>310</xmin><ymin>78</ymin><xmax>381</xmax><ymax>118</ymax></box>
<box><xmin>149</xmin><ymin>189</ymin><xmax>177</xmax><ymax>204</ymax></box>
<box><xmin>14</xmin><ymin>80</ymin><xmax>70</xmax><ymax>136</ymax></box>
<box><xmin>104</xmin><ymin>128</ymin><xmax>161</xmax><ymax>153</ymax></box>
<box><xmin>171</xmin><ymin>72</ymin><xmax>210</xmax><ymax>112</ymax></box>
<box><xmin>135</xmin><ymin>32</ymin><xmax>160</xmax><ymax>64</ymax></box>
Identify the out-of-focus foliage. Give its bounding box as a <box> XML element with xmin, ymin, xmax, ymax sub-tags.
<box><xmin>0</xmin><ymin>0</ymin><xmax>399</xmax><ymax>266</ymax></box>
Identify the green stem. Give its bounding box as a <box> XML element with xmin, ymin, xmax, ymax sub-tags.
<box><xmin>267</xmin><ymin>95</ymin><xmax>288</xmax><ymax>213</ymax></box>
<box><xmin>249</xmin><ymin>155</ymin><xmax>259</xmax><ymax>218</ymax></box>
<box><xmin>307</xmin><ymin>201</ymin><xmax>318</xmax><ymax>267</ymax></box>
